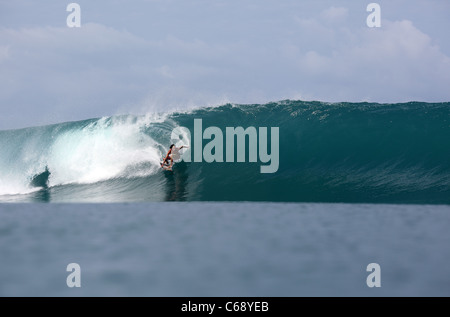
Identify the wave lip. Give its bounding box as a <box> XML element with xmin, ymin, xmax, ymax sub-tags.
<box><xmin>0</xmin><ymin>114</ymin><xmax>176</xmax><ymax>197</ymax></box>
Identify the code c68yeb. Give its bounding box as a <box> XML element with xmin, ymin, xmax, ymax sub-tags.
<box><xmin>225</xmin><ymin>301</ymin><xmax>268</xmax><ymax>312</ymax></box>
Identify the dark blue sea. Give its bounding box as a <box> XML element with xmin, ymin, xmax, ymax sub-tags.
<box><xmin>1</xmin><ymin>101</ymin><xmax>449</xmax><ymax>296</ymax></box>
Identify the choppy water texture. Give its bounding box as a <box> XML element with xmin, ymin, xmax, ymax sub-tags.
<box><xmin>0</xmin><ymin>202</ymin><xmax>449</xmax><ymax>297</ymax></box>
<box><xmin>1</xmin><ymin>101</ymin><xmax>449</xmax><ymax>203</ymax></box>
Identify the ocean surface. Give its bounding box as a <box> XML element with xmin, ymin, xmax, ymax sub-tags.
<box><xmin>0</xmin><ymin>100</ymin><xmax>449</xmax><ymax>296</ymax></box>
<box><xmin>0</xmin><ymin>100</ymin><xmax>449</xmax><ymax>203</ymax></box>
<box><xmin>1</xmin><ymin>202</ymin><xmax>450</xmax><ymax>297</ymax></box>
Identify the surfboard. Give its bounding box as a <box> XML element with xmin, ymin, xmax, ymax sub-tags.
<box><xmin>160</xmin><ymin>160</ymin><xmax>173</xmax><ymax>171</ymax></box>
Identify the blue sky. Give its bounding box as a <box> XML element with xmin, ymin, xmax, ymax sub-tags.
<box><xmin>1</xmin><ymin>0</ymin><xmax>449</xmax><ymax>129</ymax></box>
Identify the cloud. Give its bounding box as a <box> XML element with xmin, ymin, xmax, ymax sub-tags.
<box><xmin>0</xmin><ymin>23</ymin><xmax>151</xmax><ymax>127</ymax></box>
<box><xmin>320</xmin><ymin>6</ymin><xmax>349</xmax><ymax>23</ymax></box>
<box><xmin>0</xmin><ymin>22</ymin><xmax>243</xmax><ymax>128</ymax></box>
<box><xmin>0</xmin><ymin>45</ymin><xmax>10</xmax><ymax>62</ymax></box>
<box><xmin>286</xmin><ymin>18</ymin><xmax>450</xmax><ymax>102</ymax></box>
<box><xmin>1</xmin><ymin>1</ymin><xmax>450</xmax><ymax>129</ymax></box>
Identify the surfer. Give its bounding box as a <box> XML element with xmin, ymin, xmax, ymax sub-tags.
<box><xmin>161</xmin><ymin>144</ymin><xmax>188</xmax><ymax>169</ymax></box>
